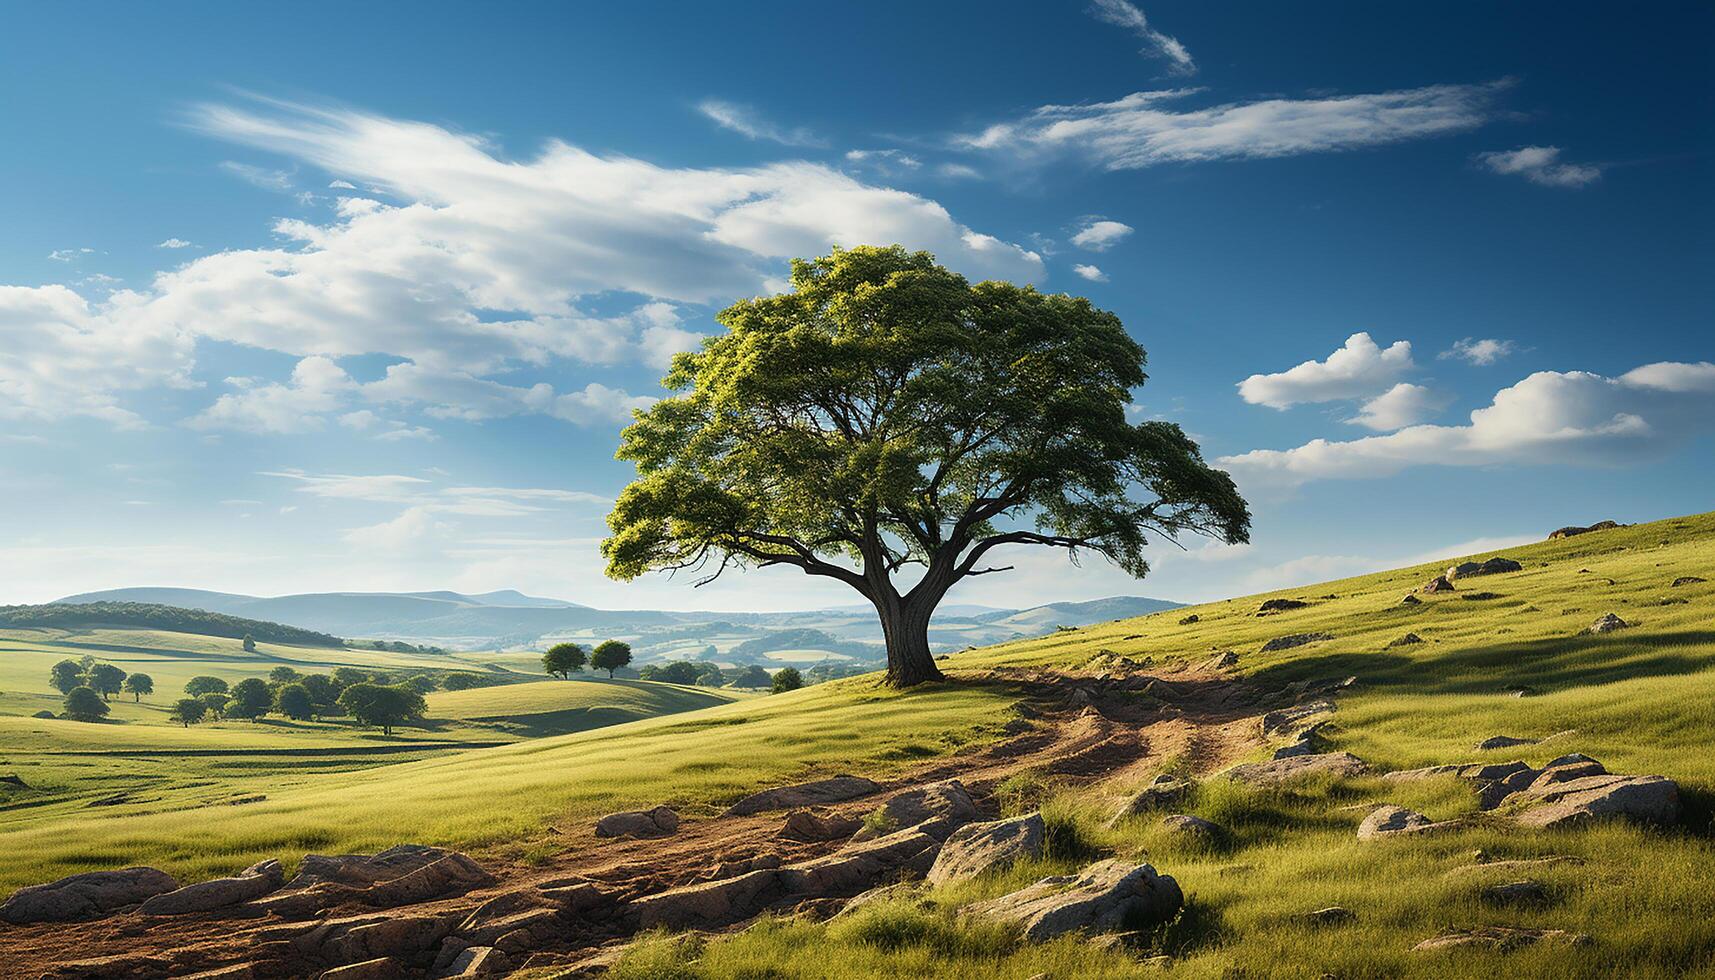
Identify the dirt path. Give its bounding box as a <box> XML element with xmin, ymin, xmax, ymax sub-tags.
<box><xmin>1</xmin><ymin>663</ymin><xmax>1308</xmax><ymax>978</ymax></box>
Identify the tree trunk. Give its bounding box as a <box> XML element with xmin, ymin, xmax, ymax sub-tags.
<box><xmin>878</xmin><ymin>598</ymin><xmax>944</xmax><ymax>687</ymax></box>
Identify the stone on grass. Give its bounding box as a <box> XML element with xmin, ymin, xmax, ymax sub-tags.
<box><xmin>1297</xmin><ymin>906</ymin><xmax>1355</xmax><ymax>927</ymax></box>
<box><xmin>594</xmin><ymin>806</ymin><xmax>679</xmax><ymax>839</ymax></box>
<box><xmin>1226</xmin><ymin>752</ymin><xmax>1368</xmax><ymax>786</ymax></box>
<box><xmin>723</xmin><ymin>776</ymin><xmax>882</xmax><ymax>816</ymax></box>
<box><xmin>1548</xmin><ymin>521</ymin><xmax>1621</xmax><ymax>539</ymax></box>
<box><xmin>1177</xmin><ymin>614</ymin><xmax>1200</xmax><ymax>625</ymax></box>
<box><xmin>1671</xmin><ymin>576</ymin><xmax>1706</xmax><ymax>587</ymax></box>
<box><xmin>1511</xmin><ymin>773</ymin><xmax>1680</xmax><ymax>829</ymax></box>
<box><xmin>1481</xmin><ymin>880</ymin><xmax>1549</xmax><ymax>906</ymax></box>
<box><xmin>1160</xmin><ymin>814</ymin><xmax>1221</xmax><ymax>838</ymax></box>
<box><xmin>1386</xmin><ymin>632</ymin><xmax>1424</xmax><ymax>649</ymax></box>
<box><xmin>0</xmin><ymin>867</ymin><xmax>179</xmax><ymax>923</ymax></box>
<box><xmin>1260</xmin><ymin>632</ymin><xmax>1333</xmax><ymax>653</ymax></box>
<box><xmin>1413</xmin><ymin>925</ymin><xmax>1589</xmax><ymax>952</ymax></box>
<box><xmin>1419</xmin><ymin>576</ymin><xmax>1456</xmax><ymax>594</ymax></box>
<box><xmin>965</xmin><ymin>859</ymin><xmax>1182</xmax><ymax>943</ymax></box>
<box><xmin>850</xmin><ymin>779</ymin><xmax>978</xmax><ymax>842</ymax></box>
<box><xmin>1257</xmin><ymin>598</ymin><xmax>1310</xmax><ymax>614</ymax></box>
<box><xmin>1357</xmin><ymin>805</ymin><xmax>1435</xmax><ymax>841</ymax></box>
<box><xmin>1400</xmin><ymin>594</ymin><xmax>1422</xmax><ymax>606</ymax></box>
<box><xmin>1586</xmin><ymin>613</ymin><xmax>1629</xmax><ymax>634</ymax></box>
<box><xmin>140</xmin><ymin>859</ymin><xmax>284</xmax><ymax>915</ymax></box>
<box><xmin>926</xmin><ymin>813</ymin><xmax>1045</xmax><ymax>885</ymax></box>
<box><xmin>779</xmin><ymin>809</ymin><xmax>863</xmax><ymax>843</ymax></box>
<box><xmin>1108</xmin><ymin>777</ymin><xmax>1192</xmax><ymax>825</ymax></box>
<box><xmin>1476</xmin><ymin>735</ymin><xmax>1537</xmax><ymax>750</ymax></box>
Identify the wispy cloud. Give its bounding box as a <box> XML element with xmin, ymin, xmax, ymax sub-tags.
<box><xmin>1070</xmin><ymin>219</ymin><xmax>1134</xmax><ymax>251</ymax></box>
<box><xmin>696</xmin><ymin>99</ymin><xmax>825</xmax><ymax>147</ymax></box>
<box><xmin>1476</xmin><ymin>145</ymin><xmax>1601</xmax><ymax>188</ymax></box>
<box><xmin>219</xmin><ymin>160</ymin><xmax>295</xmax><ymax>191</ymax></box>
<box><xmin>1088</xmin><ymin>0</ymin><xmax>1196</xmax><ymax>76</ymax></box>
<box><xmin>156</xmin><ymin>238</ymin><xmax>196</xmax><ymax>249</ymax></box>
<box><xmin>1441</xmin><ymin>337</ymin><xmax>1517</xmax><ymax>365</ymax></box>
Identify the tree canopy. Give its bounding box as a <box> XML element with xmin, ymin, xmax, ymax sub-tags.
<box><xmin>122</xmin><ymin>672</ymin><xmax>154</xmax><ymax>701</ymax></box>
<box><xmin>590</xmin><ymin>640</ymin><xmax>632</xmax><ymax>678</ymax></box>
<box><xmin>275</xmin><ymin>683</ymin><xmax>314</xmax><ymax>721</ymax></box>
<box><xmin>228</xmin><ymin>677</ymin><xmax>273</xmax><ymax>719</ymax></box>
<box><xmin>49</xmin><ymin>659</ymin><xmax>84</xmax><ymax>695</ymax></box>
<box><xmin>542</xmin><ymin>642</ymin><xmax>587</xmax><ymax>679</ymax></box>
<box><xmin>168</xmin><ymin>698</ymin><xmax>206</xmax><ymax>727</ymax></box>
<box><xmin>337</xmin><ymin>683</ymin><xmax>427</xmax><ymax>735</ymax></box>
<box><xmin>184</xmin><ymin>675</ymin><xmax>229</xmax><ymax>697</ymax></box>
<box><xmin>603</xmin><ymin>245</ymin><xmax>1250</xmax><ymax>686</ymax></box>
<box><xmin>63</xmin><ymin>686</ymin><xmax>109</xmax><ymax>722</ymax></box>
<box><xmin>771</xmin><ymin>667</ymin><xmax>804</xmax><ymax>694</ymax></box>
<box><xmin>87</xmin><ymin>663</ymin><xmax>127</xmax><ymax>701</ymax></box>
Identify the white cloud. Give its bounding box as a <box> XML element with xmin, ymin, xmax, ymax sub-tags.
<box><xmin>696</xmin><ymin>99</ymin><xmax>824</xmax><ymax>147</ymax></box>
<box><xmin>188</xmin><ymin>355</ymin><xmax>355</xmax><ymax>433</ymax></box>
<box><xmin>1087</xmin><ymin>0</ymin><xmax>1196</xmax><ymax>76</ymax></box>
<box><xmin>157</xmin><ymin>238</ymin><xmax>195</xmax><ymax>249</ymax></box>
<box><xmin>1220</xmin><ymin>361</ymin><xmax>1715</xmax><ymax>486</ymax></box>
<box><xmin>1476</xmin><ymin>145</ymin><xmax>1601</xmax><ymax>188</ymax></box>
<box><xmin>219</xmin><ymin>160</ymin><xmax>295</xmax><ymax>191</ymax></box>
<box><xmin>47</xmin><ymin>248</ymin><xmax>95</xmax><ymax>262</ymax></box>
<box><xmin>845</xmin><ymin>149</ymin><xmax>921</xmax><ymax>176</ymax></box>
<box><xmin>1</xmin><ymin>97</ymin><xmax>1039</xmax><ymax>430</ymax></box>
<box><xmin>1348</xmin><ymin>382</ymin><xmax>1449</xmax><ymax>431</ymax></box>
<box><xmin>1072</xmin><ymin>263</ymin><xmax>1108</xmax><ymax>282</ymax></box>
<box><xmin>328</xmin><ymin>179</ymin><xmax>356</xmax><ymax>189</ymax></box>
<box><xmin>1441</xmin><ymin>337</ymin><xmax>1516</xmax><ymax>365</ymax></box>
<box><xmin>963</xmin><ymin>81</ymin><xmax>1507</xmax><ymax>170</ymax></box>
<box><xmin>1238</xmin><ymin>332</ymin><xmax>1414</xmax><ymax>409</ymax></box>
<box><xmin>1070</xmin><ymin>219</ymin><xmax>1134</xmax><ymax>251</ymax></box>
<box><xmin>936</xmin><ymin>163</ymin><xmax>983</xmax><ymax>180</ymax></box>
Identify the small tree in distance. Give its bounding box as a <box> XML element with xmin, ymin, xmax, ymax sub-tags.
<box><xmin>63</xmin><ymin>686</ymin><xmax>110</xmax><ymax>721</ymax></box>
<box><xmin>275</xmin><ymin>683</ymin><xmax>314</xmax><ymax>721</ymax></box>
<box><xmin>200</xmin><ymin>692</ymin><xmax>231</xmax><ymax>720</ymax></box>
<box><xmin>338</xmin><ymin>683</ymin><xmax>427</xmax><ymax>736</ymax></box>
<box><xmin>771</xmin><ymin>668</ymin><xmax>803</xmax><ymax>694</ymax></box>
<box><xmin>241</xmin><ymin>634</ymin><xmax>257</xmax><ymax>652</ymax></box>
<box><xmin>590</xmin><ymin>640</ymin><xmax>632</xmax><ymax>679</ymax></box>
<box><xmin>49</xmin><ymin>659</ymin><xmax>84</xmax><ymax>695</ymax></box>
<box><xmin>87</xmin><ymin>663</ymin><xmax>127</xmax><ymax>701</ymax></box>
<box><xmin>169</xmin><ymin>698</ymin><xmax>206</xmax><ymax>728</ymax></box>
<box><xmin>185</xmin><ymin>675</ymin><xmax>229</xmax><ymax>697</ymax></box>
<box><xmin>269</xmin><ymin>666</ymin><xmax>302</xmax><ymax>684</ymax></box>
<box><xmin>229</xmin><ymin>678</ymin><xmax>273</xmax><ymax>720</ymax></box>
<box><xmin>123</xmin><ymin>672</ymin><xmax>154</xmax><ymax>702</ymax></box>
<box><xmin>542</xmin><ymin>643</ymin><xmax>587</xmax><ymax>679</ymax></box>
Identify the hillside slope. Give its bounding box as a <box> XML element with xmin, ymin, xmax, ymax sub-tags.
<box><xmin>4</xmin><ymin>512</ymin><xmax>1712</xmax><ymax>978</ymax></box>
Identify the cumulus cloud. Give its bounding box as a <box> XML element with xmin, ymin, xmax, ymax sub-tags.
<box><xmin>962</xmin><ymin>81</ymin><xmax>1508</xmax><ymax>170</ymax></box>
<box><xmin>1070</xmin><ymin>219</ymin><xmax>1133</xmax><ymax>251</ymax></box>
<box><xmin>1</xmin><ymin>96</ymin><xmax>1039</xmax><ymax>430</ymax></box>
<box><xmin>1347</xmin><ymin>382</ymin><xmax>1449</xmax><ymax>431</ymax></box>
<box><xmin>1072</xmin><ymin>263</ymin><xmax>1108</xmax><ymax>282</ymax></box>
<box><xmin>1237</xmin><ymin>332</ymin><xmax>1414</xmax><ymax>409</ymax></box>
<box><xmin>1220</xmin><ymin>361</ymin><xmax>1715</xmax><ymax>486</ymax></box>
<box><xmin>1476</xmin><ymin>145</ymin><xmax>1601</xmax><ymax>188</ymax></box>
<box><xmin>188</xmin><ymin>355</ymin><xmax>355</xmax><ymax>433</ymax></box>
<box><xmin>696</xmin><ymin>99</ymin><xmax>824</xmax><ymax>147</ymax></box>
<box><xmin>1087</xmin><ymin>0</ymin><xmax>1196</xmax><ymax>75</ymax></box>
<box><xmin>1441</xmin><ymin>337</ymin><xmax>1516</xmax><ymax>365</ymax></box>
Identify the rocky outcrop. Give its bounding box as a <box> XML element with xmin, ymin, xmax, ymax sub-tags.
<box><xmin>1226</xmin><ymin>752</ymin><xmax>1368</xmax><ymax>785</ymax></box>
<box><xmin>139</xmin><ymin>860</ymin><xmax>284</xmax><ymax>915</ymax></box>
<box><xmin>1257</xmin><ymin>598</ymin><xmax>1309</xmax><ymax>615</ymax></box>
<box><xmin>1260</xmin><ymin>632</ymin><xmax>1334</xmax><ymax>653</ymax></box>
<box><xmin>1548</xmin><ymin>521</ymin><xmax>1621</xmax><ymax>540</ymax></box>
<box><xmin>723</xmin><ymin>776</ymin><xmax>882</xmax><ymax>816</ymax></box>
<box><xmin>1399</xmin><ymin>594</ymin><xmax>1422</xmax><ymax>606</ymax></box>
<box><xmin>250</xmin><ymin>846</ymin><xmax>493</xmax><ymax>918</ymax></box>
<box><xmin>594</xmin><ymin>806</ymin><xmax>679</xmax><ymax>839</ymax></box>
<box><xmin>1386</xmin><ymin>632</ymin><xmax>1423</xmax><ymax>649</ymax></box>
<box><xmin>1476</xmin><ymin>735</ymin><xmax>1536</xmax><ymax>750</ymax></box>
<box><xmin>850</xmin><ymin>780</ymin><xmax>978</xmax><ymax>843</ymax></box>
<box><xmin>779</xmin><ymin>809</ymin><xmax>863</xmax><ymax>842</ymax></box>
<box><xmin>290</xmin><ymin>845</ymin><xmax>467</xmax><ymax>890</ymax></box>
<box><xmin>1356</xmin><ymin>805</ymin><xmax>1452</xmax><ymax>841</ymax></box>
<box><xmin>1177</xmin><ymin>614</ymin><xmax>1200</xmax><ymax>625</ymax></box>
<box><xmin>1260</xmin><ymin>700</ymin><xmax>1334</xmax><ymax>736</ymax></box>
<box><xmin>0</xmin><ymin>867</ymin><xmax>179</xmax><ymax>923</ymax></box>
<box><xmin>1419</xmin><ymin>576</ymin><xmax>1456</xmax><ymax>594</ymax></box>
<box><xmin>1586</xmin><ymin>613</ymin><xmax>1629</xmax><ymax>634</ymax></box>
<box><xmin>357</xmin><ymin>852</ymin><xmax>494</xmax><ymax>907</ymax></box>
<box><xmin>926</xmin><ymin>813</ymin><xmax>1044</xmax><ymax>885</ymax></box>
<box><xmin>1672</xmin><ymin>576</ymin><xmax>1706</xmax><ymax>587</ymax></box>
<box><xmin>1448</xmin><ymin>557</ymin><xmax>1522</xmax><ymax>578</ymax></box>
<box><xmin>1413</xmin><ymin>925</ymin><xmax>1589</xmax><ymax>952</ymax></box>
<box><xmin>1511</xmin><ymin>773</ymin><xmax>1680</xmax><ymax>829</ymax></box>
<box><xmin>965</xmin><ymin>859</ymin><xmax>1182</xmax><ymax>942</ymax></box>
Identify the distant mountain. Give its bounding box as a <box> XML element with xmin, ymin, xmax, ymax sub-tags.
<box><xmin>0</xmin><ymin>600</ymin><xmax>344</xmax><ymax>647</ymax></box>
<box><xmin>53</xmin><ymin>587</ymin><xmax>1183</xmax><ymax>658</ymax></box>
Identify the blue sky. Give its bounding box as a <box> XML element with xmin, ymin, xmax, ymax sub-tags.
<box><xmin>2</xmin><ymin>1</ymin><xmax>1711</xmax><ymax>611</ymax></box>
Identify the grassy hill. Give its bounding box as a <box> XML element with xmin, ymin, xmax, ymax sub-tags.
<box><xmin>426</xmin><ymin>678</ymin><xmax>750</xmax><ymax>736</ymax></box>
<box><xmin>3</xmin><ymin>512</ymin><xmax>1712</xmax><ymax>976</ymax></box>
<box><xmin>0</xmin><ymin>600</ymin><xmax>345</xmax><ymax>647</ymax></box>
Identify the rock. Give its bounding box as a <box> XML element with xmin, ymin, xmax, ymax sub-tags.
<box><xmin>1461</xmin><ymin>591</ymin><xmax>1503</xmax><ymax>601</ymax></box>
<box><xmin>830</xmin><ymin>882</ymin><xmax>925</xmax><ymax>920</ymax></box>
<box><xmin>289</xmin><ymin>845</ymin><xmax>469</xmax><ymax>890</ymax></box>
<box><xmin>1586</xmin><ymin>613</ymin><xmax>1630</xmax><ymax>634</ymax></box>
<box><xmin>1451</xmin><ymin>557</ymin><xmax>1523</xmax><ymax>577</ymax></box>
<box><xmin>1419</xmin><ymin>576</ymin><xmax>1456</xmax><ymax>594</ymax></box>
<box><xmin>1178</xmin><ymin>614</ymin><xmax>1200</xmax><ymax>625</ymax></box>
<box><xmin>594</xmin><ymin>805</ymin><xmax>680</xmax><ymax>839</ymax></box>
<box><xmin>357</xmin><ymin>852</ymin><xmax>494</xmax><ymax>907</ymax></box>
<box><xmin>1108</xmin><ymin>778</ymin><xmax>1193</xmax><ymax>824</ymax></box>
<box><xmin>1195</xmin><ymin>650</ymin><xmax>1238</xmax><ymax>671</ymax></box>
<box><xmin>1297</xmin><ymin>906</ymin><xmax>1355</xmax><ymax>926</ymax></box>
<box><xmin>321</xmin><ymin>957</ymin><xmax>407</xmax><ymax>980</ymax></box>
<box><xmin>1448</xmin><ymin>561</ymin><xmax>1481</xmax><ymax>578</ymax></box>
<box><xmin>315</xmin><ymin>912</ymin><xmax>453</xmax><ymax>964</ymax></box>
<box><xmin>1260</xmin><ymin>632</ymin><xmax>1333</xmax><ymax>653</ymax></box>
<box><xmin>1226</xmin><ymin>752</ymin><xmax>1368</xmax><ymax>786</ymax></box>
<box><xmin>1257</xmin><ymin>598</ymin><xmax>1310</xmax><ymax>614</ymax></box>
<box><xmin>434</xmin><ymin>945</ymin><xmax>512</xmax><ymax>977</ymax></box>
<box><xmin>0</xmin><ymin>866</ymin><xmax>179</xmax><ymax>923</ymax></box>
<box><xmin>926</xmin><ymin>813</ymin><xmax>1045</xmax><ymax>885</ymax></box>
<box><xmin>1672</xmin><ymin>576</ymin><xmax>1706</xmax><ymax>587</ymax></box>
<box><xmin>1357</xmin><ymin>805</ymin><xmax>1435</xmax><ymax>840</ymax></box>
<box><xmin>0</xmin><ymin>774</ymin><xmax>28</xmax><ymax>788</ymax></box>
<box><xmin>779</xmin><ymin>809</ymin><xmax>863</xmax><ymax>843</ymax></box>
<box><xmin>1399</xmin><ymin>594</ymin><xmax>1422</xmax><ymax>605</ymax></box>
<box><xmin>139</xmin><ymin>859</ymin><xmax>284</xmax><ymax>915</ymax></box>
<box><xmin>1160</xmin><ymin>814</ymin><xmax>1221</xmax><ymax>838</ymax></box>
<box><xmin>1386</xmin><ymin>632</ymin><xmax>1424</xmax><ymax>649</ymax></box>
<box><xmin>1511</xmin><ymin>773</ymin><xmax>1680</xmax><ymax>829</ymax></box>
<box><xmin>1260</xmin><ymin>700</ymin><xmax>1334</xmax><ymax>735</ymax></box>
<box><xmin>1481</xmin><ymin>880</ymin><xmax>1549</xmax><ymax>906</ymax></box>
<box><xmin>1476</xmin><ymin>735</ymin><xmax>1536</xmax><ymax>750</ymax></box>
<box><xmin>723</xmin><ymin>776</ymin><xmax>882</xmax><ymax>816</ymax></box>
<box><xmin>1413</xmin><ymin>926</ymin><xmax>1589</xmax><ymax>952</ymax></box>
<box><xmin>1526</xmin><ymin>760</ymin><xmax>1608</xmax><ymax>789</ymax></box>
<box><xmin>1548</xmin><ymin>521</ymin><xmax>1621</xmax><ymax>540</ymax></box>
<box><xmin>1544</xmin><ymin>752</ymin><xmax>1598</xmax><ymax>769</ymax></box>
<box><xmin>850</xmin><ymin>779</ymin><xmax>978</xmax><ymax>842</ymax></box>
<box><xmin>966</xmin><ymin>859</ymin><xmax>1182</xmax><ymax>942</ymax></box>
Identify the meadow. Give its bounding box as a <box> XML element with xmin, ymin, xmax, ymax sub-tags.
<box><xmin>2</xmin><ymin>511</ymin><xmax>1712</xmax><ymax>976</ymax></box>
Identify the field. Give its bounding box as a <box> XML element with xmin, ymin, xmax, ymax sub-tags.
<box><xmin>2</xmin><ymin>512</ymin><xmax>1713</xmax><ymax>977</ymax></box>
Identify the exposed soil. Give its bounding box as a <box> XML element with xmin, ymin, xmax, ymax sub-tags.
<box><xmin>0</xmin><ymin>662</ymin><xmax>1324</xmax><ymax>978</ymax></box>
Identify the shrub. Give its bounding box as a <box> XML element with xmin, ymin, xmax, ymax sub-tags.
<box><xmin>62</xmin><ymin>686</ymin><xmax>109</xmax><ymax>722</ymax></box>
<box><xmin>771</xmin><ymin>667</ymin><xmax>804</xmax><ymax>693</ymax></box>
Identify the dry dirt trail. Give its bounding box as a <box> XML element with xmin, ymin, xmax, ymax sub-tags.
<box><xmin>2</xmin><ymin>660</ymin><xmax>1325</xmax><ymax>979</ymax></box>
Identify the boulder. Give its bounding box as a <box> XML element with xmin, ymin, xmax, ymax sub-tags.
<box><xmin>1160</xmin><ymin>814</ymin><xmax>1221</xmax><ymax>838</ymax></box>
<box><xmin>289</xmin><ymin>845</ymin><xmax>468</xmax><ymax>889</ymax></box>
<box><xmin>1671</xmin><ymin>576</ymin><xmax>1706</xmax><ymax>587</ymax></box>
<box><xmin>779</xmin><ymin>809</ymin><xmax>863</xmax><ymax>843</ymax></box>
<box><xmin>1386</xmin><ymin>632</ymin><xmax>1424</xmax><ymax>649</ymax></box>
<box><xmin>1357</xmin><ymin>805</ymin><xmax>1435</xmax><ymax>841</ymax></box>
<box><xmin>1399</xmin><ymin>594</ymin><xmax>1422</xmax><ymax>606</ymax></box>
<box><xmin>1260</xmin><ymin>632</ymin><xmax>1333</xmax><ymax>653</ymax></box>
<box><xmin>1448</xmin><ymin>561</ymin><xmax>1482</xmax><ymax>579</ymax></box>
<box><xmin>1548</xmin><ymin>521</ymin><xmax>1621</xmax><ymax>540</ymax></box>
<box><xmin>0</xmin><ymin>866</ymin><xmax>179</xmax><ymax>923</ymax></box>
<box><xmin>1226</xmin><ymin>752</ymin><xmax>1369</xmax><ymax>786</ymax></box>
<box><xmin>1297</xmin><ymin>906</ymin><xmax>1355</xmax><ymax>926</ymax></box>
<box><xmin>1511</xmin><ymin>773</ymin><xmax>1680</xmax><ymax>829</ymax></box>
<box><xmin>1257</xmin><ymin>598</ymin><xmax>1310</xmax><ymax>614</ymax></box>
<box><xmin>357</xmin><ymin>852</ymin><xmax>494</xmax><ymax>907</ymax></box>
<box><xmin>313</xmin><ymin>912</ymin><xmax>453</xmax><ymax>964</ymax></box>
<box><xmin>830</xmin><ymin>882</ymin><xmax>925</xmax><ymax>920</ymax></box>
<box><xmin>139</xmin><ymin>859</ymin><xmax>285</xmax><ymax>915</ymax></box>
<box><xmin>1177</xmin><ymin>614</ymin><xmax>1200</xmax><ymax>625</ymax></box>
<box><xmin>965</xmin><ymin>859</ymin><xmax>1182</xmax><ymax>942</ymax></box>
<box><xmin>1413</xmin><ymin>926</ymin><xmax>1588</xmax><ymax>952</ymax></box>
<box><xmin>926</xmin><ymin>813</ymin><xmax>1045</xmax><ymax>885</ymax></box>
<box><xmin>321</xmin><ymin>957</ymin><xmax>408</xmax><ymax>980</ymax></box>
<box><xmin>434</xmin><ymin>945</ymin><xmax>512</xmax><ymax>977</ymax></box>
<box><xmin>1461</xmin><ymin>591</ymin><xmax>1503</xmax><ymax>601</ymax></box>
<box><xmin>1195</xmin><ymin>650</ymin><xmax>1238</xmax><ymax>671</ymax></box>
<box><xmin>1452</xmin><ymin>557</ymin><xmax>1522</xmax><ymax>577</ymax></box>
<box><xmin>1260</xmin><ymin>700</ymin><xmax>1334</xmax><ymax>735</ymax></box>
<box><xmin>850</xmin><ymin>779</ymin><xmax>978</xmax><ymax>842</ymax></box>
<box><xmin>723</xmin><ymin>776</ymin><xmax>882</xmax><ymax>816</ymax></box>
<box><xmin>1108</xmin><ymin>776</ymin><xmax>1193</xmax><ymax>825</ymax></box>
<box><xmin>1476</xmin><ymin>735</ymin><xmax>1536</xmax><ymax>750</ymax></box>
<box><xmin>1586</xmin><ymin>613</ymin><xmax>1629</xmax><ymax>634</ymax></box>
<box><xmin>1419</xmin><ymin>576</ymin><xmax>1456</xmax><ymax>594</ymax></box>
<box><xmin>594</xmin><ymin>806</ymin><xmax>679</xmax><ymax>839</ymax></box>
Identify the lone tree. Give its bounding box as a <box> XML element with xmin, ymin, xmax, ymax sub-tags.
<box><xmin>168</xmin><ymin>698</ymin><xmax>206</xmax><ymax>728</ymax></box>
<box><xmin>87</xmin><ymin>663</ymin><xmax>127</xmax><ymax>701</ymax></box>
<box><xmin>123</xmin><ymin>672</ymin><xmax>154</xmax><ymax>702</ymax></box>
<box><xmin>241</xmin><ymin>634</ymin><xmax>257</xmax><ymax>652</ymax></box>
<box><xmin>228</xmin><ymin>678</ymin><xmax>273</xmax><ymax>720</ymax></box>
<box><xmin>63</xmin><ymin>686</ymin><xmax>110</xmax><ymax>722</ymax></box>
<box><xmin>589</xmin><ymin>640</ymin><xmax>632</xmax><ymax>678</ymax></box>
<box><xmin>603</xmin><ymin>246</ymin><xmax>1251</xmax><ymax>687</ymax></box>
<box><xmin>184</xmin><ymin>675</ymin><xmax>229</xmax><ymax>697</ymax></box>
<box><xmin>542</xmin><ymin>642</ymin><xmax>587</xmax><ymax>679</ymax></box>
<box><xmin>771</xmin><ymin>667</ymin><xmax>804</xmax><ymax>694</ymax></box>
<box><xmin>337</xmin><ymin>683</ymin><xmax>427</xmax><ymax>736</ymax></box>
<box><xmin>275</xmin><ymin>683</ymin><xmax>315</xmax><ymax>721</ymax></box>
<box><xmin>49</xmin><ymin>659</ymin><xmax>85</xmax><ymax>695</ymax></box>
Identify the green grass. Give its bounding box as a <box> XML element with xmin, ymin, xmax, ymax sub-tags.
<box><xmin>426</xmin><ymin>677</ymin><xmax>749</xmax><ymax>736</ymax></box>
<box><xmin>5</xmin><ymin>512</ymin><xmax>1715</xmax><ymax>977</ymax></box>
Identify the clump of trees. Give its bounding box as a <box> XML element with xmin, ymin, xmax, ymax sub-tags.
<box><xmin>63</xmin><ymin>686</ymin><xmax>110</xmax><ymax>721</ymax></box>
<box><xmin>168</xmin><ymin>698</ymin><xmax>206</xmax><ymax>727</ymax></box>
<box><xmin>729</xmin><ymin>664</ymin><xmax>773</xmax><ymax>688</ymax></box>
<box><xmin>337</xmin><ymin>683</ymin><xmax>427</xmax><ymax>735</ymax></box>
<box><xmin>122</xmin><ymin>673</ymin><xmax>153</xmax><ymax>701</ymax></box>
<box><xmin>367</xmin><ymin>639</ymin><xmax>447</xmax><ymax>655</ymax></box>
<box><xmin>638</xmin><ymin>660</ymin><xmax>725</xmax><ymax>686</ymax></box>
<box><xmin>48</xmin><ymin>657</ymin><xmax>135</xmax><ymax>716</ymax></box>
